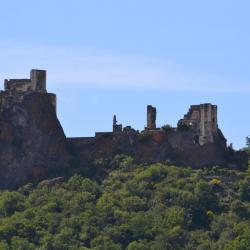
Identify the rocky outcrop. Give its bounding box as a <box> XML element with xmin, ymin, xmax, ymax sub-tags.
<box><xmin>0</xmin><ymin>93</ymin><xmax>69</xmax><ymax>189</ymax></box>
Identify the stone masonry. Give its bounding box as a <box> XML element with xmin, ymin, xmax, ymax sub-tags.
<box><xmin>113</xmin><ymin>115</ymin><xmax>123</xmax><ymax>133</ymax></box>
<box><xmin>3</xmin><ymin>69</ymin><xmax>56</xmax><ymax>112</ymax></box>
<box><xmin>178</xmin><ymin>104</ymin><xmax>218</xmax><ymax>145</ymax></box>
<box><xmin>146</xmin><ymin>105</ymin><xmax>156</xmax><ymax>130</ymax></box>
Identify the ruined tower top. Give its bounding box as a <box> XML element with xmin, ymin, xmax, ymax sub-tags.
<box><xmin>146</xmin><ymin>105</ymin><xmax>156</xmax><ymax>130</ymax></box>
<box><xmin>113</xmin><ymin>115</ymin><xmax>117</xmax><ymax>126</ymax></box>
<box><xmin>2</xmin><ymin>69</ymin><xmax>56</xmax><ymax>112</ymax></box>
<box><xmin>113</xmin><ymin>115</ymin><xmax>122</xmax><ymax>133</ymax></box>
<box><xmin>4</xmin><ymin>69</ymin><xmax>46</xmax><ymax>93</ymax></box>
<box><xmin>30</xmin><ymin>69</ymin><xmax>46</xmax><ymax>92</ymax></box>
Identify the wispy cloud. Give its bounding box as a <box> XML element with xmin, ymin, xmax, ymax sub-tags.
<box><xmin>0</xmin><ymin>42</ymin><xmax>249</xmax><ymax>93</ymax></box>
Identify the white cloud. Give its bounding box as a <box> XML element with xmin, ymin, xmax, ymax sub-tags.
<box><xmin>0</xmin><ymin>41</ymin><xmax>249</xmax><ymax>93</ymax></box>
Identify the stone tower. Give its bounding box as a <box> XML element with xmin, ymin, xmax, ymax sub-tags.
<box><xmin>30</xmin><ymin>69</ymin><xmax>46</xmax><ymax>92</ymax></box>
<box><xmin>146</xmin><ymin>105</ymin><xmax>156</xmax><ymax>130</ymax></box>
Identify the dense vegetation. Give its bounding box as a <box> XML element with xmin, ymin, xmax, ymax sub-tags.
<box><xmin>0</xmin><ymin>156</ymin><xmax>249</xmax><ymax>250</ymax></box>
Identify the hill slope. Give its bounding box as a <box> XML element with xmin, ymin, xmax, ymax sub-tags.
<box><xmin>0</xmin><ymin>157</ymin><xmax>249</xmax><ymax>249</ymax></box>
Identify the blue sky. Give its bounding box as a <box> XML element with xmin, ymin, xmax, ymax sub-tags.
<box><xmin>0</xmin><ymin>0</ymin><xmax>249</xmax><ymax>148</ymax></box>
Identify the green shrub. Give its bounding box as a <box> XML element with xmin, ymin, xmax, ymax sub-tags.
<box><xmin>161</xmin><ymin>124</ymin><xmax>174</xmax><ymax>133</ymax></box>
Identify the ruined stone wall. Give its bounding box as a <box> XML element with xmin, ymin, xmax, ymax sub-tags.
<box><xmin>4</xmin><ymin>69</ymin><xmax>46</xmax><ymax>93</ymax></box>
<box><xmin>67</xmin><ymin>137</ymin><xmax>96</xmax><ymax>147</ymax></box>
<box><xmin>113</xmin><ymin>115</ymin><xmax>123</xmax><ymax>133</ymax></box>
<box><xmin>179</xmin><ymin>103</ymin><xmax>218</xmax><ymax>145</ymax></box>
<box><xmin>199</xmin><ymin>104</ymin><xmax>218</xmax><ymax>145</ymax></box>
<box><xmin>4</xmin><ymin>79</ymin><xmax>35</xmax><ymax>92</ymax></box>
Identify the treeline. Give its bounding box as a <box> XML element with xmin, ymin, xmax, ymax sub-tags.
<box><xmin>0</xmin><ymin>156</ymin><xmax>249</xmax><ymax>249</ymax></box>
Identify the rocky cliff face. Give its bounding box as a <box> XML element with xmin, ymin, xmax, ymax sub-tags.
<box><xmin>0</xmin><ymin>93</ymin><xmax>69</xmax><ymax>189</ymax></box>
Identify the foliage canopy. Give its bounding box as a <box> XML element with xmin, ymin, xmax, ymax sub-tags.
<box><xmin>0</xmin><ymin>157</ymin><xmax>249</xmax><ymax>249</ymax></box>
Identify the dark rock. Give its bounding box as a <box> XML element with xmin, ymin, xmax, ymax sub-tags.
<box><xmin>0</xmin><ymin>93</ymin><xmax>69</xmax><ymax>189</ymax></box>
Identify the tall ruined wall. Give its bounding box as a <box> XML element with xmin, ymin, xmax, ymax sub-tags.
<box><xmin>67</xmin><ymin>128</ymin><xmax>246</xmax><ymax>169</ymax></box>
<box><xmin>178</xmin><ymin>103</ymin><xmax>218</xmax><ymax>145</ymax></box>
<box><xmin>146</xmin><ymin>105</ymin><xmax>156</xmax><ymax>130</ymax></box>
<box><xmin>199</xmin><ymin>104</ymin><xmax>218</xmax><ymax>145</ymax></box>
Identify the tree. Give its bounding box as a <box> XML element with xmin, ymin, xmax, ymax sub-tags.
<box><xmin>239</xmin><ymin>179</ymin><xmax>250</xmax><ymax>201</ymax></box>
<box><xmin>0</xmin><ymin>191</ymin><xmax>25</xmax><ymax>217</ymax></box>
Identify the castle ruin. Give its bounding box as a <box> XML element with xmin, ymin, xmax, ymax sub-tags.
<box><xmin>2</xmin><ymin>69</ymin><xmax>56</xmax><ymax>111</ymax></box>
<box><xmin>79</xmin><ymin>103</ymin><xmax>219</xmax><ymax>147</ymax></box>
<box><xmin>0</xmin><ymin>68</ymin><xmax>247</xmax><ymax>189</ymax></box>
<box><xmin>1</xmin><ymin>70</ymin><xmax>220</xmax><ymax>147</ymax></box>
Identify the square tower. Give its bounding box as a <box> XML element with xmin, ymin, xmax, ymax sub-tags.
<box><xmin>146</xmin><ymin>105</ymin><xmax>156</xmax><ymax>130</ymax></box>
<box><xmin>30</xmin><ymin>69</ymin><xmax>46</xmax><ymax>92</ymax></box>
